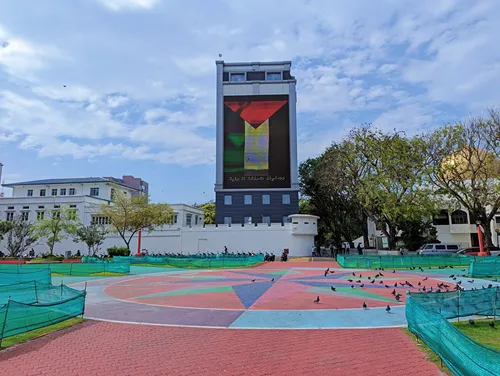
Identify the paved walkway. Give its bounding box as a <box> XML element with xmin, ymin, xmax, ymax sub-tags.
<box><xmin>0</xmin><ymin>321</ymin><xmax>443</xmax><ymax>376</ymax></box>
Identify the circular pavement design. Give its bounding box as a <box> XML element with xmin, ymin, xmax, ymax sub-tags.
<box><xmin>72</xmin><ymin>265</ymin><xmax>484</xmax><ymax>329</ymax></box>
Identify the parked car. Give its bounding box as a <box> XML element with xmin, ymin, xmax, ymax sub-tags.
<box><xmin>417</xmin><ymin>243</ymin><xmax>461</xmax><ymax>255</ymax></box>
<box><xmin>456</xmin><ymin>246</ymin><xmax>500</xmax><ymax>256</ymax></box>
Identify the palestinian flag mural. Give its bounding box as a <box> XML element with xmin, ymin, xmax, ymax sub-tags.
<box><xmin>223</xmin><ymin>95</ymin><xmax>291</xmax><ymax>189</ymax></box>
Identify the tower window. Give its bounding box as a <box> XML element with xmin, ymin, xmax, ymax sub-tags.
<box><xmin>262</xmin><ymin>195</ymin><xmax>270</xmax><ymax>205</ymax></box>
<box><xmin>244</xmin><ymin>195</ymin><xmax>252</xmax><ymax>205</ymax></box>
<box><xmin>282</xmin><ymin>194</ymin><xmax>291</xmax><ymax>204</ymax></box>
<box><xmin>230</xmin><ymin>73</ymin><xmax>245</xmax><ymax>82</ymax></box>
<box><xmin>224</xmin><ymin>195</ymin><xmax>232</xmax><ymax>205</ymax></box>
<box><xmin>266</xmin><ymin>72</ymin><xmax>281</xmax><ymax>81</ymax></box>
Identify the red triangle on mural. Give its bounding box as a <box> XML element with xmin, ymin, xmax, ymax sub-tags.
<box><xmin>225</xmin><ymin>100</ymin><xmax>287</xmax><ymax>126</ymax></box>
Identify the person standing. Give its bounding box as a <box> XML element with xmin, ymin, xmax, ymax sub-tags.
<box><xmin>346</xmin><ymin>242</ymin><xmax>351</xmax><ymax>254</ymax></box>
<box><xmin>357</xmin><ymin>243</ymin><xmax>363</xmax><ymax>255</ymax></box>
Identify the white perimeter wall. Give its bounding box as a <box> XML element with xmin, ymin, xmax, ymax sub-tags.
<box><xmin>1</xmin><ymin>223</ymin><xmax>315</xmax><ymax>258</ymax></box>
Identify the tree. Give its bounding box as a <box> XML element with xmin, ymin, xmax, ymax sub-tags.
<box><xmin>299</xmin><ymin>157</ymin><xmax>364</xmax><ymax>248</ymax></box>
<box><xmin>35</xmin><ymin>206</ymin><xmax>79</xmax><ymax>255</ymax></box>
<box><xmin>425</xmin><ymin>114</ymin><xmax>500</xmax><ymax>246</ymax></box>
<box><xmin>345</xmin><ymin>126</ymin><xmax>438</xmax><ymax>249</ymax></box>
<box><xmin>198</xmin><ymin>201</ymin><xmax>215</xmax><ymax>224</ymax></box>
<box><xmin>5</xmin><ymin>216</ymin><xmax>38</xmax><ymax>257</ymax></box>
<box><xmin>73</xmin><ymin>223</ymin><xmax>108</xmax><ymax>256</ymax></box>
<box><xmin>0</xmin><ymin>220</ymin><xmax>11</xmax><ymax>242</ymax></box>
<box><xmin>399</xmin><ymin>218</ymin><xmax>438</xmax><ymax>252</ymax></box>
<box><xmin>101</xmin><ymin>191</ymin><xmax>173</xmax><ymax>251</ymax></box>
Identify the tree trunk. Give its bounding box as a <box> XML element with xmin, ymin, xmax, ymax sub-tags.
<box><xmin>483</xmin><ymin>224</ymin><xmax>494</xmax><ymax>247</ymax></box>
<box><xmin>387</xmin><ymin>224</ymin><xmax>398</xmax><ymax>251</ymax></box>
<box><xmin>361</xmin><ymin>212</ymin><xmax>370</xmax><ymax>249</ymax></box>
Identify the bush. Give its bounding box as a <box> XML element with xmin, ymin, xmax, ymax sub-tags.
<box><xmin>107</xmin><ymin>246</ymin><xmax>130</xmax><ymax>257</ymax></box>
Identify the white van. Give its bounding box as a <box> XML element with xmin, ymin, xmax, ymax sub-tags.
<box><xmin>417</xmin><ymin>243</ymin><xmax>461</xmax><ymax>255</ymax></box>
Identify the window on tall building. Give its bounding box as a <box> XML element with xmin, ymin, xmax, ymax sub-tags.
<box><xmin>40</xmin><ymin>189</ymin><xmax>46</xmax><ymax>197</ymax></box>
<box><xmin>27</xmin><ymin>189</ymin><xmax>33</xmax><ymax>197</ymax></box>
<box><xmin>262</xmin><ymin>216</ymin><xmax>271</xmax><ymax>224</ymax></box>
<box><xmin>37</xmin><ymin>211</ymin><xmax>45</xmax><ymax>220</ymax></box>
<box><xmin>230</xmin><ymin>72</ymin><xmax>245</xmax><ymax>82</ymax></box>
<box><xmin>69</xmin><ymin>188</ymin><xmax>76</xmax><ymax>196</ymax></box>
<box><xmin>224</xmin><ymin>195</ymin><xmax>232</xmax><ymax>205</ymax></box>
<box><xmin>247</xmin><ymin>71</ymin><xmax>265</xmax><ymax>81</ymax></box>
<box><xmin>51</xmin><ymin>189</ymin><xmax>57</xmax><ymax>196</ymax></box>
<box><xmin>110</xmin><ymin>188</ymin><xmax>115</xmax><ymax>201</ymax></box>
<box><xmin>91</xmin><ymin>216</ymin><xmax>110</xmax><ymax>225</ymax></box>
<box><xmin>244</xmin><ymin>216</ymin><xmax>252</xmax><ymax>224</ymax></box>
<box><xmin>21</xmin><ymin>212</ymin><xmax>29</xmax><ymax>221</ymax></box>
<box><xmin>6</xmin><ymin>212</ymin><xmax>14</xmax><ymax>221</ymax></box>
<box><xmin>266</xmin><ymin>72</ymin><xmax>281</xmax><ymax>80</ymax></box>
<box><xmin>224</xmin><ymin>217</ymin><xmax>232</xmax><ymax>225</ymax></box>
<box><xmin>60</xmin><ymin>188</ymin><xmax>66</xmax><ymax>196</ymax></box>
<box><xmin>186</xmin><ymin>214</ymin><xmax>192</xmax><ymax>226</ymax></box>
<box><xmin>282</xmin><ymin>194</ymin><xmax>290</xmax><ymax>204</ymax></box>
<box><xmin>451</xmin><ymin>210</ymin><xmax>468</xmax><ymax>225</ymax></box>
<box><xmin>52</xmin><ymin>210</ymin><xmax>61</xmax><ymax>219</ymax></box>
<box><xmin>244</xmin><ymin>195</ymin><xmax>252</xmax><ymax>205</ymax></box>
<box><xmin>90</xmin><ymin>187</ymin><xmax>99</xmax><ymax>196</ymax></box>
<box><xmin>262</xmin><ymin>195</ymin><xmax>270</xmax><ymax>205</ymax></box>
<box><xmin>69</xmin><ymin>205</ymin><xmax>77</xmax><ymax>220</ymax></box>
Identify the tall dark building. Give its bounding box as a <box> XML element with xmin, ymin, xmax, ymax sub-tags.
<box><xmin>214</xmin><ymin>61</ymin><xmax>299</xmax><ymax>224</ymax></box>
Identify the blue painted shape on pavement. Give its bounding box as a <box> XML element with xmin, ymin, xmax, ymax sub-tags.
<box><xmin>232</xmin><ymin>281</ymin><xmax>274</xmax><ymax>309</ymax></box>
<box><xmin>230</xmin><ymin>305</ymin><xmax>407</xmax><ymax>329</ymax></box>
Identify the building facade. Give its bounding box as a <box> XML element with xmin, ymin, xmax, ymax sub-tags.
<box><xmin>214</xmin><ymin>60</ymin><xmax>299</xmax><ymax>224</ymax></box>
<box><xmin>106</xmin><ymin>175</ymin><xmax>149</xmax><ymax>196</ymax></box>
<box><xmin>364</xmin><ymin>207</ymin><xmax>500</xmax><ymax>249</ymax></box>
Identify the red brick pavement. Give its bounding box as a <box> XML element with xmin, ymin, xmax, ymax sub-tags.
<box><xmin>0</xmin><ymin>321</ymin><xmax>443</xmax><ymax>376</ymax></box>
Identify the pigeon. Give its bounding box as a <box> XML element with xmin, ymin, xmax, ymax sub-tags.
<box><xmin>379</xmin><ymin>280</ymin><xmax>383</xmax><ymax>284</ymax></box>
<box><xmin>449</xmin><ymin>275</ymin><xmax>455</xmax><ymax>278</ymax></box>
<box><xmin>356</xmin><ymin>280</ymin><xmax>362</xmax><ymax>283</ymax></box>
<box><xmin>394</xmin><ymin>282</ymin><xmax>398</xmax><ymax>287</ymax></box>
<box><xmin>271</xmin><ymin>278</ymin><xmax>275</xmax><ymax>282</ymax></box>
<box><xmin>371</xmin><ymin>280</ymin><xmax>375</xmax><ymax>284</ymax></box>
<box><xmin>329</xmin><ymin>270</ymin><xmax>335</xmax><ymax>274</ymax></box>
<box><xmin>489</xmin><ymin>322</ymin><xmax>495</xmax><ymax>328</ymax></box>
<box><xmin>391</xmin><ymin>289</ymin><xmax>396</xmax><ymax>295</ymax></box>
<box><xmin>423</xmin><ymin>277</ymin><xmax>428</xmax><ymax>281</ymax></box>
<box><xmin>386</xmin><ymin>305</ymin><xmax>391</xmax><ymax>313</ymax></box>
<box><xmin>251</xmin><ymin>279</ymin><xmax>256</xmax><ymax>282</ymax></box>
<box><xmin>385</xmin><ymin>285</ymin><xmax>390</xmax><ymax>288</ymax></box>
<box><xmin>379</xmin><ymin>273</ymin><xmax>384</xmax><ymax>277</ymax></box>
<box><xmin>423</xmin><ymin>286</ymin><xmax>426</xmax><ymax>292</ymax></box>
<box><xmin>359</xmin><ymin>274</ymin><xmax>362</xmax><ymax>278</ymax></box>
<box><xmin>347</xmin><ymin>279</ymin><xmax>353</xmax><ymax>282</ymax></box>
<box><xmin>419</xmin><ymin>267</ymin><xmax>424</xmax><ymax>272</ymax></box>
<box><xmin>418</xmin><ymin>282</ymin><xmax>421</xmax><ymax>286</ymax></box>
<box><xmin>360</xmin><ymin>284</ymin><xmax>365</xmax><ymax>288</ymax></box>
<box><xmin>461</xmin><ymin>269</ymin><xmax>466</xmax><ymax>272</ymax></box>
<box><xmin>63</xmin><ymin>85</ymin><xmax>67</xmax><ymax>87</ymax></box>
<box><xmin>351</xmin><ymin>285</ymin><xmax>355</xmax><ymax>288</ymax></box>
<box><xmin>488</xmin><ymin>284</ymin><xmax>493</xmax><ymax>288</ymax></box>
<box><xmin>468</xmin><ymin>319</ymin><xmax>475</xmax><ymax>325</ymax></box>
<box><xmin>392</xmin><ymin>270</ymin><xmax>396</xmax><ymax>273</ymax></box>
<box><xmin>362</xmin><ymin>302</ymin><xmax>367</xmax><ymax>309</ymax></box>
<box><xmin>314</xmin><ymin>296</ymin><xmax>320</xmax><ymax>303</ymax></box>
<box><xmin>324</xmin><ymin>270</ymin><xmax>329</xmax><ymax>277</ymax></box>
<box><xmin>352</xmin><ymin>272</ymin><xmax>356</xmax><ymax>276</ymax></box>
<box><xmin>368</xmin><ymin>277</ymin><xmax>372</xmax><ymax>280</ymax></box>
<box><xmin>331</xmin><ymin>286</ymin><xmax>336</xmax><ymax>291</ymax></box>
<box><xmin>395</xmin><ymin>294</ymin><xmax>401</xmax><ymax>301</ymax></box>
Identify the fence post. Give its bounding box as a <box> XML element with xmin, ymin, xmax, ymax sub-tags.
<box><xmin>82</xmin><ymin>282</ymin><xmax>87</xmax><ymax>319</ymax></box>
<box><xmin>60</xmin><ymin>281</ymin><xmax>63</xmax><ymax>301</ymax></box>
<box><xmin>493</xmin><ymin>286</ymin><xmax>498</xmax><ymax>322</ymax></box>
<box><xmin>34</xmin><ymin>281</ymin><xmax>38</xmax><ymax>304</ymax></box>
<box><xmin>0</xmin><ymin>297</ymin><xmax>11</xmax><ymax>348</ymax></box>
<box><xmin>457</xmin><ymin>289</ymin><xmax>460</xmax><ymax>322</ymax></box>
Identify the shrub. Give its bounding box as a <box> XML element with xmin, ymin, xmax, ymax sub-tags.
<box><xmin>107</xmin><ymin>246</ymin><xmax>130</xmax><ymax>257</ymax></box>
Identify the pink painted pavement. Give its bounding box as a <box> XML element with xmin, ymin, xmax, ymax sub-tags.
<box><xmin>0</xmin><ymin>320</ymin><xmax>443</xmax><ymax>376</ymax></box>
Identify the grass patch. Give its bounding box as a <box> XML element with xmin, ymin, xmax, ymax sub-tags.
<box><xmin>88</xmin><ymin>272</ymin><xmax>127</xmax><ymax>277</ymax></box>
<box><xmin>402</xmin><ymin>328</ymin><xmax>453</xmax><ymax>375</ymax></box>
<box><xmin>0</xmin><ymin>318</ymin><xmax>84</xmax><ymax>349</ymax></box>
<box><xmin>452</xmin><ymin>319</ymin><xmax>500</xmax><ymax>350</ymax></box>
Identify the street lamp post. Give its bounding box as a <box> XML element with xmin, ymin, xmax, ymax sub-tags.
<box><xmin>475</xmin><ymin>220</ymin><xmax>488</xmax><ymax>256</ymax></box>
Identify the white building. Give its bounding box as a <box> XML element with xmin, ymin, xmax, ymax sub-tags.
<box><xmin>365</xmin><ymin>208</ymin><xmax>500</xmax><ymax>249</ymax></box>
<box><xmin>0</xmin><ymin>178</ymin><xmax>317</xmax><ymax>256</ymax></box>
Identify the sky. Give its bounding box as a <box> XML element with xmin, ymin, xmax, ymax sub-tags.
<box><xmin>1</xmin><ymin>0</ymin><xmax>500</xmax><ymax>204</ymax></box>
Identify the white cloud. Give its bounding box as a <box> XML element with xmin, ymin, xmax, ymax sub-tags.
<box><xmin>97</xmin><ymin>0</ymin><xmax>161</xmax><ymax>11</ymax></box>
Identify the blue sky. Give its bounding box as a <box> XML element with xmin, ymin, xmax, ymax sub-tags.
<box><xmin>1</xmin><ymin>0</ymin><xmax>500</xmax><ymax>204</ymax></box>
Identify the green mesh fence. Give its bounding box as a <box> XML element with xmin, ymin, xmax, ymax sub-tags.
<box><xmin>113</xmin><ymin>254</ymin><xmax>265</xmax><ymax>269</ymax></box>
<box><xmin>0</xmin><ymin>269</ymin><xmax>51</xmax><ymax>285</ymax></box>
<box><xmin>469</xmin><ymin>258</ymin><xmax>500</xmax><ymax>277</ymax></box>
<box><xmin>0</xmin><ymin>263</ymin><xmax>130</xmax><ymax>276</ymax></box>
<box><xmin>337</xmin><ymin>254</ymin><xmax>476</xmax><ymax>269</ymax></box>
<box><xmin>406</xmin><ymin>288</ymin><xmax>500</xmax><ymax>376</ymax></box>
<box><xmin>0</xmin><ymin>282</ymin><xmax>85</xmax><ymax>341</ymax></box>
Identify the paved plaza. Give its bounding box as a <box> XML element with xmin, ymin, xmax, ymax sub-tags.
<box><xmin>2</xmin><ymin>261</ymin><xmax>486</xmax><ymax>375</ymax></box>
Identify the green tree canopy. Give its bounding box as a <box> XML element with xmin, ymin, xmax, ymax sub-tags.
<box><xmin>5</xmin><ymin>216</ymin><xmax>38</xmax><ymax>257</ymax></box>
<box><xmin>101</xmin><ymin>192</ymin><xmax>173</xmax><ymax>250</ymax></box>
<box><xmin>35</xmin><ymin>206</ymin><xmax>79</xmax><ymax>255</ymax></box>
<box><xmin>73</xmin><ymin>223</ymin><xmax>108</xmax><ymax>256</ymax></box>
